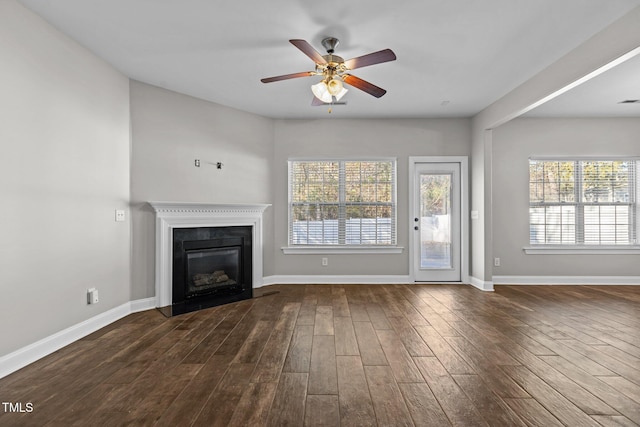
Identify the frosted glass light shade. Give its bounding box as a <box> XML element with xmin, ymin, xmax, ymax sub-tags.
<box><xmin>327</xmin><ymin>78</ymin><xmax>343</xmax><ymax>95</ymax></box>
<box><xmin>311</xmin><ymin>81</ymin><xmax>332</xmax><ymax>103</ymax></box>
<box><xmin>333</xmin><ymin>86</ymin><xmax>348</xmax><ymax>101</ymax></box>
<box><xmin>327</xmin><ymin>78</ymin><xmax>348</xmax><ymax>101</ymax></box>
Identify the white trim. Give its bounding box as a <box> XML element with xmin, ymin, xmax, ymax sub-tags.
<box><xmin>489</xmin><ymin>46</ymin><xmax>640</xmax><ymax>128</ymax></box>
<box><xmin>148</xmin><ymin>202</ymin><xmax>271</xmax><ymax>214</ymax></box>
<box><xmin>523</xmin><ymin>245</ymin><xmax>640</xmax><ymax>255</ymax></box>
<box><xmin>130</xmin><ymin>297</ymin><xmax>157</xmax><ymax>312</ymax></box>
<box><xmin>281</xmin><ymin>246</ymin><xmax>404</xmax><ymax>255</ymax></box>
<box><xmin>493</xmin><ymin>275</ymin><xmax>640</xmax><ymax>285</ymax></box>
<box><xmin>262</xmin><ymin>275</ymin><xmax>413</xmax><ymax>285</ymax></box>
<box><xmin>287</xmin><ymin>158</ymin><xmax>398</xmax><ymax>248</ymax></box>
<box><xmin>529</xmin><ymin>155</ymin><xmax>640</xmax><ymax>161</ymax></box>
<box><xmin>527</xmin><ymin>158</ymin><xmax>639</xmax><ymax>248</ymax></box>
<box><xmin>262</xmin><ymin>275</ymin><xmax>486</xmax><ymax>289</ymax></box>
<box><xmin>0</xmin><ymin>297</ymin><xmax>155</xmax><ymax>380</ymax></box>
<box><xmin>408</xmin><ymin>156</ymin><xmax>469</xmax><ymax>282</ymax></box>
<box><xmin>288</xmin><ymin>156</ymin><xmax>399</xmax><ymax>162</ymax></box>
<box><xmin>468</xmin><ymin>276</ymin><xmax>494</xmax><ymax>291</ymax></box>
<box><xmin>149</xmin><ymin>202</ymin><xmax>270</xmax><ymax>309</ymax></box>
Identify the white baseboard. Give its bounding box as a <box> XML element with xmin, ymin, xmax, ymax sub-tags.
<box><xmin>130</xmin><ymin>297</ymin><xmax>156</xmax><ymax>312</ymax></box>
<box><xmin>0</xmin><ymin>297</ymin><xmax>155</xmax><ymax>380</ymax></box>
<box><xmin>468</xmin><ymin>276</ymin><xmax>494</xmax><ymax>291</ymax></box>
<box><xmin>262</xmin><ymin>275</ymin><xmax>489</xmax><ymax>291</ymax></box>
<box><xmin>261</xmin><ymin>275</ymin><xmax>413</xmax><ymax>286</ymax></box>
<box><xmin>493</xmin><ymin>275</ymin><xmax>640</xmax><ymax>285</ymax></box>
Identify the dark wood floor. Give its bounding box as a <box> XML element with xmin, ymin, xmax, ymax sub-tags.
<box><xmin>1</xmin><ymin>284</ymin><xmax>639</xmax><ymax>426</ymax></box>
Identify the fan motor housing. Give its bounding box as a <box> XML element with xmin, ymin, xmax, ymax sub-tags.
<box><xmin>321</xmin><ymin>36</ymin><xmax>340</xmax><ymax>54</ymax></box>
<box><xmin>318</xmin><ymin>55</ymin><xmax>346</xmax><ymax>77</ymax></box>
<box><xmin>322</xmin><ymin>54</ymin><xmax>344</xmax><ymax>64</ymax></box>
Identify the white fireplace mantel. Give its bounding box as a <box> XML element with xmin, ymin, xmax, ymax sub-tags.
<box><xmin>149</xmin><ymin>202</ymin><xmax>270</xmax><ymax>309</ymax></box>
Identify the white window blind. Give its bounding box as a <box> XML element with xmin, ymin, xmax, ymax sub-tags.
<box><xmin>529</xmin><ymin>158</ymin><xmax>638</xmax><ymax>245</ymax></box>
<box><xmin>289</xmin><ymin>159</ymin><xmax>396</xmax><ymax>246</ymax></box>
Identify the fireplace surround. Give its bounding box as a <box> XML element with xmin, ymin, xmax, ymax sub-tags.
<box><xmin>149</xmin><ymin>202</ymin><xmax>270</xmax><ymax>316</ymax></box>
<box><xmin>172</xmin><ymin>225</ymin><xmax>252</xmax><ymax>315</ymax></box>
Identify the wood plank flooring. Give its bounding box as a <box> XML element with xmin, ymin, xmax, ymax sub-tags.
<box><xmin>1</xmin><ymin>284</ymin><xmax>639</xmax><ymax>426</ymax></box>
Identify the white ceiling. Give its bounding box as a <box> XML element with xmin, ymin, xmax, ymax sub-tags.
<box><xmin>17</xmin><ymin>0</ymin><xmax>640</xmax><ymax>119</ymax></box>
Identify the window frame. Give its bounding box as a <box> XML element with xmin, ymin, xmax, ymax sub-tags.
<box><xmin>284</xmin><ymin>157</ymin><xmax>402</xmax><ymax>254</ymax></box>
<box><xmin>525</xmin><ymin>156</ymin><xmax>640</xmax><ymax>254</ymax></box>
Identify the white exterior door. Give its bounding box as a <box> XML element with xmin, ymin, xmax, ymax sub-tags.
<box><xmin>412</xmin><ymin>162</ymin><xmax>461</xmax><ymax>282</ymax></box>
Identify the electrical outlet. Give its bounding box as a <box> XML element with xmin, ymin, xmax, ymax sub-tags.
<box><xmin>87</xmin><ymin>288</ymin><xmax>99</xmax><ymax>304</ymax></box>
<box><xmin>494</xmin><ymin>257</ymin><xmax>501</xmax><ymax>267</ymax></box>
<box><xmin>321</xmin><ymin>257</ymin><xmax>328</xmax><ymax>267</ymax></box>
<box><xmin>115</xmin><ymin>210</ymin><xmax>125</xmax><ymax>222</ymax></box>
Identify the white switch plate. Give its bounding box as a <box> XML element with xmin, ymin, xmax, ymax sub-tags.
<box><xmin>471</xmin><ymin>210</ymin><xmax>479</xmax><ymax>220</ymax></box>
<box><xmin>115</xmin><ymin>210</ymin><xmax>125</xmax><ymax>222</ymax></box>
<box><xmin>494</xmin><ymin>257</ymin><xmax>501</xmax><ymax>267</ymax></box>
<box><xmin>321</xmin><ymin>257</ymin><xmax>328</xmax><ymax>266</ymax></box>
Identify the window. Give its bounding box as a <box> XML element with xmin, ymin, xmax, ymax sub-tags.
<box><xmin>288</xmin><ymin>159</ymin><xmax>396</xmax><ymax>246</ymax></box>
<box><xmin>529</xmin><ymin>158</ymin><xmax>638</xmax><ymax>246</ymax></box>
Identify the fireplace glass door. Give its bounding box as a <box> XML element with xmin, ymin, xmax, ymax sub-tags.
<box><xmin>186</xmin><ymin>247</ymin><xmax>241</xmax><ymax>297</ymax></box>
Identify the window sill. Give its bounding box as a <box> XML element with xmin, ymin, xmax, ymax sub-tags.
<box><xmin>523</xmin><ymin>245</ymin><xmax>640</xmax><ymax>255</ymax></box>
<box><xmin>282</xmin><ymin>246</ymin><xmax>404</xmax><ymax>255</ymax></box>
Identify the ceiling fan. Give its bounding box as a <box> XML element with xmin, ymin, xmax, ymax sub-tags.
<box><xmin>261</xmin><ymin>37</ymin><xmax>396</xmax><ymax>105</ymax></box>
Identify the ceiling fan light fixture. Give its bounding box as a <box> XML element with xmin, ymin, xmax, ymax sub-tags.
<box><xmin>327</xmin><ymin>78</ymin><xmax>348</xmax><ymax>101</ymax></box>
<box><xmin>311</xmin><ymin>81</ymin><xmax>332</xmax><ymax>103</ymax></box>
<box><xmin>334</xmin><ymin>86</ymin><xmax>348</xmax><ymax>101</ymax></box>
<box><xmin>327</xmin><ymin>78</ymin><xmax>343</xmax><ymax>95</ymax></box>
<box><xmin>263</xmin><ymin>37</ymin><xmax>396</xmax><ymax>103</ymax></box>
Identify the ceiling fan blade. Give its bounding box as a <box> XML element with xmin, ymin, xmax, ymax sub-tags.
<box><xmin>290</xmin><ymin>39</ymin><xmax>328</xmax><ymax>64</ymax></box>
<box><xmin>261</xmin><ymin>71</ymin><xmax>314</xmax><ymax>83</ymax></box>
<box><xmin>342</xmin><ymin>74</ymin><xmax>387</xmax><ymax>98</ymax></box>
<box><xmin>344</xmin><ymin>49</ymin><xmax>396</xmax><ymax>70</ymax></box>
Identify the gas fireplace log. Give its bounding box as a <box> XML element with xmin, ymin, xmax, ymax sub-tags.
<box><xmin>193</xmin><ymin>271</ymin><xmax>232</xmax><ymax>287</ymax></box>
<box><xmin>212</xmin><ymin>271</ymin><xmax>229</xmax><ymax>282</ymax></box>
<box><xmin>192</xmin><ymin>274</ymin><xmax>213</xmax><ymax>286</ymax></box>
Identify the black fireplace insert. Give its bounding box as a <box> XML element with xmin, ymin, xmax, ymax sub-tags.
<box><xmin>172</xmin><ymin>226</ymin><xmax>252</xmax><ymax>315</ymax></box>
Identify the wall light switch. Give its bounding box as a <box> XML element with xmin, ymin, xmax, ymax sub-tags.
<box><xmin>321</xmin><ymin>257</ymin><xmax>328</xmax><ymax>266</ymax></box>
<box><xmin>471</xmin><ymin>210</ymin><xmax>479</xmax><ymax>220</ymax></box>
<box><xmin>115</xmin><ymin>210</ymin><xmax>125</xmax><ymax>222</ymax></box>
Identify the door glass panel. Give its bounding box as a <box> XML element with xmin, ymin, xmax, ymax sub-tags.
<box><xmin>420</xmin><ymin>173</ymin><xmax>452</xmax><ymax>269</ymax></box>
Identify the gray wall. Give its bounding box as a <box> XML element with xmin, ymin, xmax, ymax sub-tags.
<box><xmin>471</xmin><ymin>7</ymin><xmax>640</xmax><ymax>284</ymax></box>
<box><xmin>129</xmin><ymin>81</ymin><xmax>275</xmax><ymax>299</ymax></box>
<box><xmin>492</xmin><ymin>117</ymin><xmax>640</xmax><ymax>276</ymax></box>
<box><xmin>129</xmin><ymin>93</ymin><xmax>471</xmax><ymax>290</ymax></box>
<box><xmin>272</xmin><ymin>118</ymin><xmax>471</xmax><ymax>276</ymax></box>
<box><xmin>0</xmin><ymin>0</ymin><xmax>131</xmax><ymax>356</ymax></box>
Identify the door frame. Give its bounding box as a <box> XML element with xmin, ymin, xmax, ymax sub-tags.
<box><xmin>409</xmin><ymin>156</ymin><xmax>469</xmax><ymax>283</ymax></box>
